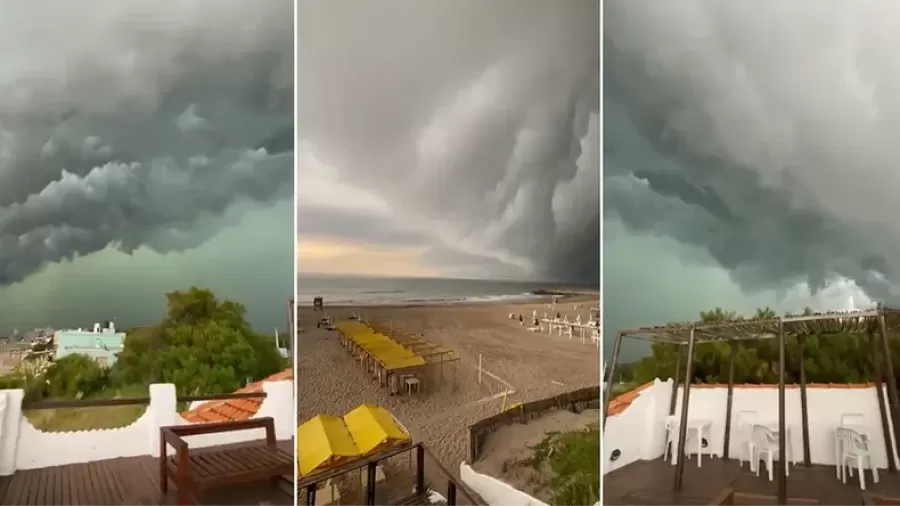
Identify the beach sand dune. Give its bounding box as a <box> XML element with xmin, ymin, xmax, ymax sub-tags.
<box><xmin>473</xmin><ymin>408</ymin><xmax>600</xmax><ymax>503</ymax></box>
<box><xmin>296</xmin><ymin>295</ymin><xmax>601</xmax><ymax>475</ymax></box>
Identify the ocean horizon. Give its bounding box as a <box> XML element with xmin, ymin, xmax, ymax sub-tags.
<box><xmin>295</xmin><ymin>274</ymin><xmax>596</xmax><ymax>307</ymax></box>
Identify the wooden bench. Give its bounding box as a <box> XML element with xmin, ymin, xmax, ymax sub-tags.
<box><xmin>159</xmin><ymin>417</ymin><xmax>293</xmax><ymax>505</ymax></box>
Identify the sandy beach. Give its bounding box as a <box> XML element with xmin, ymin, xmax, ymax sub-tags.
<box><xmin>296</xmin><ymin>294</ymin><xmax>601</xmax><ymax>474</ymax></box>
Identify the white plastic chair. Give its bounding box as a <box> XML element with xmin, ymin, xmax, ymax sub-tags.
<box><xmin>736</xmin><ymin>410</ymin><xmax>759</xmax><ymax>471</ymax></box>
<box><xmin>841</xmin><ymin>413</ymin><xmax>866</xmax><ymax>426</ymax></box>
<box><xmin>839</xmin><ymin>428</ymin><xmax>878</xmax><ymax>490</ymax></box>
<box><xmin>752</xmin><ymin>424</ymin><xmax>790</xmax><ymax>482</ymax></box>
<box><xmin>836</xmin><ymin>413</ymin><xmax>868</xmax><ymax>479</ymax></box>
<box><xmin>663</xmin><ymin>416</ymin><xmax>682</xmax><ymax>465</ymax></box>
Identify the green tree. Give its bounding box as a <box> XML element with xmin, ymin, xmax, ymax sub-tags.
<box><xmin>632</xmin><ymin>306</ymin><xmax>890</xmax><ymax>386</ymax></box>
<box><xmin>110</xmin><ymin>287</ymin><xmax>287</xmax><ymax>395</ymax></box>
<box><xmin>699</xmin><ymin>307</ymin><xmax>738</xmax><ymax>322</ymax></box>
<box><xmin>44</xmin><ymin>355</ymin><xmax>107</xmax><ymax>398</ymax></box>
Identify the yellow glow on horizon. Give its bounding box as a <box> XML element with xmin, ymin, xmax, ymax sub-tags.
<box><xmin>297</xmin><ymin>237</ymin><xmax>443</xmax><ymax>278</ymax></box>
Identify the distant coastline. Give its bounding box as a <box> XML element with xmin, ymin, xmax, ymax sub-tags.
<box><xmin>295</xmin><ymin>275</ymin><xmax>597</xmax><ymax>307</ymax></box>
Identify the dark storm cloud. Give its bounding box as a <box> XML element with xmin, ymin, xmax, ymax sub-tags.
<box><xmin>297</xmin><ymin>0</ymin><xmax>600</xmax><ymax>285</ymax></box>
<box><xmin>0</xmin><ymin>1</ymin><xmax>293</xmax><ymax>285</ymax></box>
<box><xmin>605</xmin><ymin>0</ymin><xmax>900</xmax><ymax>306</ymax></box>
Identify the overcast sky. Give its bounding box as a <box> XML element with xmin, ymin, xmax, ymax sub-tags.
<box><xmin>605</xmin><ymin>0</ymin><xmax>900</xmax><ymax>358</ymax></box>
<box><xmin>297</xmin><ymin>0</ymin><xmax>600</xmax><ymax>283</ymax></box>
<box><xmin>0</xmin><ymin>1</ymin><xmax>293</xmax><ymax>332</ymax></box>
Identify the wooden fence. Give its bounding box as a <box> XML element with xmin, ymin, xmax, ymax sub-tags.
<box><xmin>466</xmin><ymin>385</ymin><xmax>601</xmax><ymax>462</ymax></box>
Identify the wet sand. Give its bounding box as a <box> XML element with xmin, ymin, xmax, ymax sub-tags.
<box><xmin>296</xmin><ymin>295</ymin><xmax>601</xmax><ymax>473</ymax></box>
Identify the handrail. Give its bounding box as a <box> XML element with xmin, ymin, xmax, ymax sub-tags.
<box><xmin>297</xmin><ymin>441</ymin><xmax>415</xmax><ymax>486</ymax></box>
<box><xmin>708</xmin><ymin>487</ymin><xmax>735</xmax><ymax>505</ymax></box>
<box><xmin>420</xmin><ymin>444</ymin><xmax>482</xmax><ymax>505</ymax></box>
<box><xmin>298</xmin><ymin>442</ymin><xmax>484</xmax><ymax>506</ymax></box>
<box><xmin>22</xmin><ymin>391</ymin><xmax>267</xmax><ymax>410</ymax></box>
<box><xmin>467</xmin><ymin>385</ymin><xmax>600</xmax><ymax>461</ymax></box>
<box><xmin>862</xmin><ymin>491</ymin><xmax>900</xmax><ymax>505</ymax></box>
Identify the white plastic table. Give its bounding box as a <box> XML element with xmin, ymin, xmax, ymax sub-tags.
<box><xmin>666</xmin><ymin>416</ymin><xmax>713</xmax><ymax>466</ymax></box>
<box><xmin>834</xmin><ymin>424</ymin><xmax>871</xmax><ymax>480</ymax></box>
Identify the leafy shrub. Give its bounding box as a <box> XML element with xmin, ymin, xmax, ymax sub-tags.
<box><xmin>44</xmin><ymin>354</ymin><xmax>108</xmax><ymax>399</ymax></box>
<box><xmin>0</xmin><ymin>373</ymin><xmax>26</xmax><ymax>391</ymax></box>
<box><xmin>529</xmin><ymin>425</ymin><xmax>600</xmax><ymax>505</ymax></box>
<box><xmin>1</xmin><ymin>356</ymin><xmax>53</xmax><ymax>402</ymax></box>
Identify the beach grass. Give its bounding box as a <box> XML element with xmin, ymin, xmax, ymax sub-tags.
<box><xmin>23</xmin><ymin>384</ymin><xmax>150</xmax><ymax>432</ymax></box>
<box><xmin>525</xmin><ymin>423</ymin><xmax>600</xmax><ymax>505</ymax></box>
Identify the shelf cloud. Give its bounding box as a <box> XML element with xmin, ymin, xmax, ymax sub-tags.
<box><xmin>605</xmin><ymin>0</ymin><xmax>900</xmax><ymax>353</ymax></box>
<box><xmin>297</xmin><ymin>0</ymin><xmax>599</xmax><ymax>284</ymax></box>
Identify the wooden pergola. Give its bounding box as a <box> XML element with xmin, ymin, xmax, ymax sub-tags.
<box><xmin>603</xmin><ymin>308</ymin><xmax>900</xmax><ymax>505</ymax></box>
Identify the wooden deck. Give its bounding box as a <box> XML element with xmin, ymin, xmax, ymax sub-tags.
<box><xmin>605</xmin><ymin>457</ymin><xmax>900</xmax><ymax>505</ymax></box>
<box><xmin>0</xmin><ymin>440</ymin><xmax>294</xmax><ymax>505</ymax></box>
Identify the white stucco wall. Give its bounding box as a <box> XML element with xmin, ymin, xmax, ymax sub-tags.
<box><xmin>603</xmin><ymin>379</ymin><xmax>900</xmax><ymax>475</ymax></box>
<box><xmin>460</xmin><ymin>463</ymin><xmax>550</xmax><ymax>506</ymax></box>
<box><xmin>0</xmin><ymin>380</ymin><xmax>294</xmax><ymax>474</ymax></box>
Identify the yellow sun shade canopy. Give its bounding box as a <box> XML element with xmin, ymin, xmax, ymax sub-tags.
<box><xmin>297</xmin><ymin>414</ymin><xmax>359</xmax><ymax>477</ymax></box>
<box><xmin>297</xmin><ymin>404</ymin><xmax>411</xmax><ymax>478</ymax></box>
<box><xmin>344</xmin><ymin>403</ymin><xmax>411</xmax><ymax>455</ymax></box>
<box><xmin>336</xmin><ymin>322</ymin><xmax>426</xmax><ymax>370</ymax></box>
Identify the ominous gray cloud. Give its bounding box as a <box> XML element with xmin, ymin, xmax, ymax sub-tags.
<box><xmin>297</xmin><ymin>0</ymin><xmax>600</xmax><ymax>284</ymax></box>
<box><xmin>604</xmin><ymin>0</ymin><xmax>900</xmax><ymax>357</ymax></box>
<box><xmin>0</xmin><ymin>1</ymin><xmax>293</xmax><ymax>285</ymax></box>
<box><xmin>0</xmin><ymin>1</ymin><xmax>294</xmax><ymax>331</ymax></box>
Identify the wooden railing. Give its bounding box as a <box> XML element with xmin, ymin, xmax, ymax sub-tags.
<box><xmin>708</xmin><ymin>488</ymin><xmax>735</xmax><ymax>505</ymax></box>
<box><xmin>22</xmin><ymin>391</ymin><xmax>266</xmax><ymax>410</ymax></box>
<box><xmin>863</xmin><ymin>492</ymin><xmax>900</xmax><ymax>505</ymax></box>
<box><xmin>298</xmin><ymin>442</ymin><xmax>483</xmax><ymax>505</ymax></box>
<box><xmin>466</xmin><ymin>385</ymin><xmax>600</xmax><ymax>462</ymax></box>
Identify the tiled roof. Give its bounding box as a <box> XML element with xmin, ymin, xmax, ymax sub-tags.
<box><xmin>606</xmin><ymin>381</ymin><xmax>654</xmax><ymax>416</ymax></box>
<box><xmin>606</xmin><ymin>381</ymin><xmax>876</xmax><ymax>418</ymax></box>
<box><xmin>180</xmin><ymin>368</ymin><xmax>293</xmax><ymax>423</ymax></box>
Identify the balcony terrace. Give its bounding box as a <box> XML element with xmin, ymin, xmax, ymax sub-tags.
<box><xmin>603</xmin><ymin>310</ymin><xmax>900</xmax><ymax>505</ymax></box>
<box><xmin>0</xmin><ymin>377</ymin><xmax>294</xmax><ymax>505</ymax></box>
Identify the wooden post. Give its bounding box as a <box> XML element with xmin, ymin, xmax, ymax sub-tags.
<box><xmin>668</xmin><ymin>344</ymin><xmax>684</xmax><ymax>416</ymax></box>
<box><xmin>798</xmin><ymin>334</ymin><xmax>811</xmax><ymax>467</ymax></box>
<box><xmin>447</xmin><ymin>480</ymin><xmax>457</xmax><ymax>505</ymax></box>
<box><xmin>673</xmin><ymin>328</ymin><xmax>696</xmax><ymax>492</ymax></box>
<box><xmin>366</xmin><ymin>461</ymin><xmax>377</xmax><ymax>505</ymax></box>
<box><xmin>306</xmin><ymin>484</ymin><xmax>316</xmax><ymax>506</ymax></box>
<box><xmin>722</xmin><ymin>341</ymin><xmax>737</xmax><ymax>460</ymax></box>
<box><xmin>880</xmin><ymin>314</ymin><xmax>900</xmax><ymax>463</ymax></box>
<box><xmin>478</xmin><ymin>354</ymin><xmax>483</xmax><ymax>385</ymax></box>
<box><xmin>871</xmin><ymin>329</ymin><xmax>897</xmax><ymax>472</ymax></box>
<box><xmin>777</xmin><ymin>320</ymin><xmax>787</xmax><ymax>505</ymax></box>
<box><xmin>415</xmin><ymin>445</ymin><xmax>426</xmax><ymax>495</ymax></box>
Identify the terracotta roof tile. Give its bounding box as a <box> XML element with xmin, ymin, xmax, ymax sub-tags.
<box><xmin>606</xmin><ymin>381</ymin><xmax>653</xmax><ymax>417</ymax></box>
<box><xmin>180</xmin><ymin>368</ymin><xmax>293</xmax><ymax>423</ymax></box>
<box><xmin>605</xmin><ymin>381</ymin><xmax>877</xmax><ymax>419</ymax></box>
